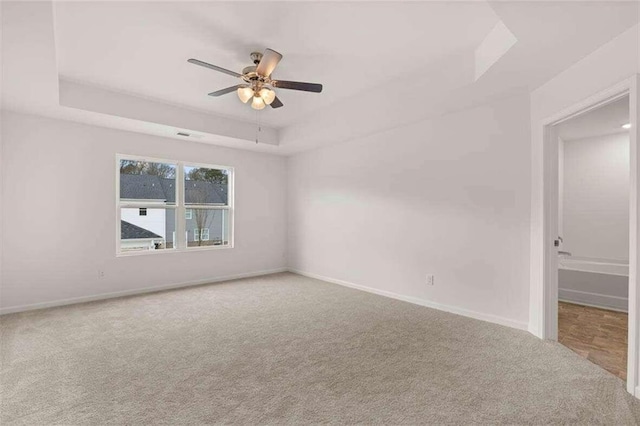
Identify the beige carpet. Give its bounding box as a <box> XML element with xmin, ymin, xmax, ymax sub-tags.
<box><xmin>1</xmin><ymin>272</ymin><xmax>638</xmax><ymax>424</ymax></box>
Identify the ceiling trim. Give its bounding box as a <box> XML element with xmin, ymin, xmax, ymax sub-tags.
<box><xmin>59</xmin><ymin>79</ymin><xmax>278</xmax><ymax>146</ymax></box>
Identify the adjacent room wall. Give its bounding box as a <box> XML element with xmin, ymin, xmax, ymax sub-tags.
<box><xmin>562</xmin><ymin>133</ymin><xmax>630</xmax><ymax>262</ymax></box>
<box><xmin>558</xmin><ymin>133</ymin><xmax>630</xmax><ymax>312</ymax></box>
<box><xmin>0</xmin><ymin>111</ymin><xmax>288</xmax><ymax>312</ymax></box>
<box><xmin>287</xmin><ymin>93</ymin><xmax>532</xmax><ymax>329</ymax></box>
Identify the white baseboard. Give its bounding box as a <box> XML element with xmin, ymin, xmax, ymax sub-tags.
<box><xmin>528</xmin><ymin>324</ymin><xmax>541</xmax><ymax>338</ymax></box>
<box><xmin>0</xmin><ymin>267</ymin><xmax>288</xmax><ymax>315</ymax></box>
<box><xmin>559</xmin><ymin>288</ymin><xmax>628</xmax><ymax>312</ymax></box>
<box><xmin>1</xmin><ymin>267</ymin><xmax>530</xmax><ymax>332</ymax></box>
<box><xmin>289</xmin><ymin>269</ymin><xmax>529</xmax><ymax>331</ymax></box>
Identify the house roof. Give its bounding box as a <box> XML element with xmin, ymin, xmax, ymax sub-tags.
<box><xmin>120</xmin><ymin>174</ymin><xmax>168</xmax><ymax>201</ymax></box>
<box><xmin>121</xmin><ymin>220</ymin><xmax>163</xmax><ymax>240</ymax></box>
<box><xmin>184</xmin><ymin>180</ymin><xmax>227</xmax><ymax>205</ymax></box>
<box><xmin>120</xmin><ymin>173</ymin><xmax>227</xmax><ymax>204</ymax></box>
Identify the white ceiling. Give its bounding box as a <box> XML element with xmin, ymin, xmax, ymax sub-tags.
<box><xmin>556</xmin><ymin>96</ymin><xmax>630</xmax><ymax>141</ymax></box>
<box><xmin>2</xmin><ymin>1</ymin><xmax>639</xmax><ymax>155</ymax></box>
<box><xmin>53</xmin><ymin>1</ymin><xmax>499</xmax><ymax>129</ymax></box>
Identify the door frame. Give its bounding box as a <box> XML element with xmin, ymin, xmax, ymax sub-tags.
<box><xmin>540</xmin><ymin>75</ymin><xmax>639</xmax><ymax>395</ymax></box>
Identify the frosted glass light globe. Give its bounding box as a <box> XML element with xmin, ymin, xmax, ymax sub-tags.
<box><xmin>251</xmin><ymin>95</ymin><xmax>266</xmax><ymax>110</ymax></box>
<box><xmin>237</xmin><ymin>86</ymin><xmax>254</xmax><ymax>104</ymax></box>
<box><xmin>259</xmin><ymin>88</ymin><xmax>276</xmax><ymax>105</ymax></box>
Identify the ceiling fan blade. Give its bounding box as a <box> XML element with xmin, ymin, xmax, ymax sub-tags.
<box><xmin>272</xmin><ymin>80</ymin><xmax>323</xmax><ymax>93</ymax></box>
<box><xmin>270</xmin><ymin>96</ymin><xmax>284</xmax><ymax>109</ymax></box>
<box><xmin>188</xmin><ymin>59</ymin><xmax>241</xmax><ymax>78</ymax></box>
<box><xmin>208</xmin><ymin>86</ymin><xmax>240</xmax><ymax>97</ymax></box>
<box><xmin>256</xmin><ymin>48</ymin><xmax>282</xmax><ymax>77</ymax></box>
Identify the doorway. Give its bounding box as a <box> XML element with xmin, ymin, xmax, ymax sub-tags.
<box><xmin>552</xmin><ymin>96</ymin><xmax>630</xmax><ymax>380</ymax></box>
<box><xmin>540</xmin><ymin>77</ymin><xmax>639</xmax><ymax>394</ymax></box>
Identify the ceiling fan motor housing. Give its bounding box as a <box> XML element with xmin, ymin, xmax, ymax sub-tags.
<box><xmin>242</xmin><ymin>65</ymin><xmax>258</xmax><ymax>76</ymax></box>
<box><xmin>245</xmin><ymin>52</ymin><xmax>266</xmax><ymax>86</ymax></box>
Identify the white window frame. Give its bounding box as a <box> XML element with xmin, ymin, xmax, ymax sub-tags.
<box><xmin>201</xmin><ymin>228</ymin><xmax>210</xmax><ymax>241</ymax></box>
<box><xmin>185</xmin><ymin>209</ymin><xmax>192</xmax><ymax>220</ymax></box>
<box><xmin>116</xmin><ymin>154</ymin><xmax>234</xmax><ymax>256</ymax></box>
<box><xmin>193</xmin><ymin>228</ymin><xmax>200</xmax><ymax>241</ymax></box>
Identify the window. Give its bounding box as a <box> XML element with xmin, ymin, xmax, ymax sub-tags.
<box><xmin>192</xmin><ymin>228</ymin><xmax>210</xmax><ymax>242</ymax></box>
<box><xmin>185</xmin><ymin>165</ymin><xmax>231</xmax><ymax>248</ymax></box>
<box><xmin>117</xmin><ymin>156</ymin><xmax>233</xmax><ymax>255</ymax></box>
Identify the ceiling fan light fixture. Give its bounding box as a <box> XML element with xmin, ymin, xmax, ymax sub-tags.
<box><xmin>237</xmin><ymin>86</ymin><xmax>254</xmax><ymax>103</ymax></box>
<box><xmin>259</xmin><ymin>87</ymin><xmax>276</xmax><ymax>105</ymax></box>
<box><xmin>189</xmin><ymin>48</ymin><xmax>323</xmax><ymax>111</ymax></box>
<box><xmin>251</xmin><ymin>95</ymin><xmax>266</xmax><ymax>110</ymax></box>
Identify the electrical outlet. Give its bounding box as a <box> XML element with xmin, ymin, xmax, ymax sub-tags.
<box><xmin>426</xmin><ymin>274</ymin><xmax>435</xmax><ymax>286</ymax></box>
<box><xmin>98</xmin><ymin>270</ymin><xmax>105</xmax><ymax>279</ymax></box>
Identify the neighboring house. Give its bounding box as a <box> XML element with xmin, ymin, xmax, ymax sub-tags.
<box><xmin>120</xmin><ymin>220</ymin><xmax>164</xmax><ymax>252</ymax></box>
<box><xmin>120</xmin><ymin>173</ymin><xmax>228</xmax><ymax>250</ymax></box>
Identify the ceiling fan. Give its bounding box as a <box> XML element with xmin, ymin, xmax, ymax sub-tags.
<box><xmin>188</xmin><ymin>48</ymin><xmax>323</xmax><ymax>110</ymax></box>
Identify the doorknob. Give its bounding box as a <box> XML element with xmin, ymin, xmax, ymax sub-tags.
<box><xmin>554</xmin><ymin>236</ymin><xmax>563</xmax><ymax>247</ymax></box>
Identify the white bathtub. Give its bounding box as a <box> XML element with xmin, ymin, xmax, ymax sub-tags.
<box><xmin>559</xmin><ymin>256</ymin><xmax>628</xmax><ymax>277</ymax></box>
<box><xmin>558</xmin><ymin>255</ymin><xmax>628</xmax><ymax>311</ymax></box>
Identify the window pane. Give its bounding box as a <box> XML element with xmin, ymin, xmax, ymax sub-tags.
<box><xmin>186</xmin><ymin>209</ymin><xmax>230</xmax><ymax>247</ymax></box>
<box><xmin>184</xmin><ymin>166</ymin><xmax>229</xmax><ymax>206</ymax></box>
<box><xmin>120</xmin><ymin>159</ymin><xmax>176</xmax><ymax>206</ymax></box>
<box><xmin>120</xmin><ymin>208</ymin><xmax>176</xmax><ymax>252</ymax></box>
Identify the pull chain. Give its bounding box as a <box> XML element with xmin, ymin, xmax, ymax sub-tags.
<box><xmin>255</xmin><ymin>109</ymin><xmax>261</xmax><ymax>144</ymax></box>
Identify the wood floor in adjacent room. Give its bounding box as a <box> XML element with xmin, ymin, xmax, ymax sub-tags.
<box><xmin>558</xmin><ymin>301</ymin><xmax>628</xmax><ymax>380</ymax></box>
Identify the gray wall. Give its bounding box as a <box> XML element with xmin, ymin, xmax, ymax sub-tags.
<box><xmin>1</xmin><ymin>111</ymin><xmax>287</xmax><ymax>312</ymax></box>
<box><xmin>562</xmin><ymin>133</ymin><xmax>629</xmax><ymax>262</ymax></box>
<box><xmin>288</xmin><ymin>93</ymin><xmax>532</xmax><ymax>329</ymax></box>
<box><xmin>559</xmin><ymin>269</ymin><xmax>628</xmax><ymax>312</ymax></box>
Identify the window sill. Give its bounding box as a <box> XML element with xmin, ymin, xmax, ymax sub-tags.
<box><xmin>116</xmin><ymin>244</ymin><xmax>233</xmax><ymax>257</ymax></box>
